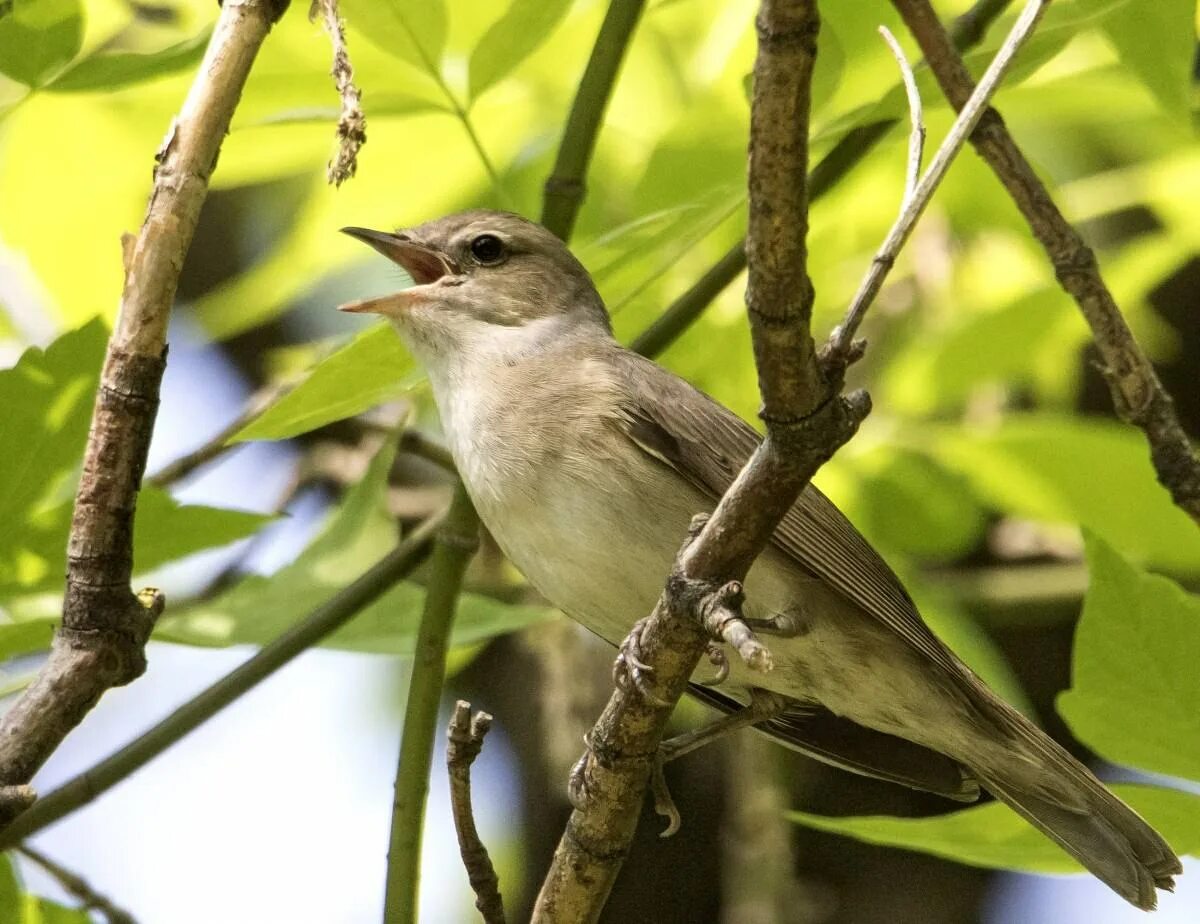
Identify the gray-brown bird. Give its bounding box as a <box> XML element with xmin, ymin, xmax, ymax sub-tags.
<box><xmin>341</xmin><ymin>209</ymin><xmax>1180</xmax><ymax>910</ymax></box>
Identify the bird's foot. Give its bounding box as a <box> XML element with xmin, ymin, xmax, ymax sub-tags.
<box><xmin>697</xmin><ymin>642</ymin><xmax>729</xmax><ymax>687</ymax></box>
<box><xmin>567</xmin><ymin>735</ymin><xmax>595</xmax><ymax>811</ymax></box>
<box><xmin>613</xmin><ymin>616</ymin><xmax>670</xmax><ymax>707</ymax></box>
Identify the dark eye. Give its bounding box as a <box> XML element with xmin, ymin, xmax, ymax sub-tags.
<box><xmin>469</xmin><ymin>234</ymin><xmax>505</xmax><ymax>265</ymax></box>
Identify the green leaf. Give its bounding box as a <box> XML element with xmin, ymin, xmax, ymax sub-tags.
<box><xmin>46</xmin><ymin>28</ymin><xmax>211</xmax><ymax>92</ymax></box>
<box><xmin>1057</xmin><ymin>535</ymin><xmax>1200</xmax><ymax>783</ymax></box>
<box><xmin>232</xmin><ymin>323</ymin><xmax>422</xmax><ymax>443</ymax></box>
<box><xmin>0</xmin><ymin>617</ymin><xmax>56</xmax><ymax>662</ymax></box>
<box><xmin>0</xmin><ymin>855</ymin><xmax>91</xmax><ymax>924</ymax></box>
<box><xmin>0</xmin><ymin>319</ymin><xmax>107</xmax><ymax>591</ymax></box>
<box><xmin>0</xmin><ymin>0</ymin><xmax>83</xmax><ymax>87</ymax></box>
<box><xmin>926</xmin><ymin>416</ymin><xmax>1200</xmax><ymax>574</ymax></box>
<box><xmin>468</xmin><ymin>0</ymin><xmax>572</xmax><ymax>103</ymax></box>
<box><xmin>156</xmin><ymin>443</ymin><xmax>553</xmax><ymax>654</ymax></box>
<box><xmin>133</xmin><ymin>487</ymin><xmax>272</xmax><ymax>573</ymax></box>
<box><xmin>338</xmin><ymin>0</ymin><xmax>447</xmax><ymax>79</ymax></box>
<box><xmin>1099</xmin><ymin>0</ymin><xmax>1194</xmax><ymax>117</ymax></box>
<box><xmin>789</xmin><ymin>784</ymin><xmax>1200</xmax><ymax>874</ymax></box>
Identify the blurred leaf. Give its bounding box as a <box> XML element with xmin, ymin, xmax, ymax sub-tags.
<box><xmin>0</xmin><ymin>617</ymin><xmax>56</xmax><ymax>662</ymax></box>
<box><xmin>0</xmin><ymin>0</ymin><xmax>83</xmax><ymax>87</ymax></box>
<box><xmin>339</xmin><ymin>0</ymin><xmax>447</xmax><ymax>79</ymax></box>
<box><xmin>133</xmin><ymin>487</ymin><xmax>272</xmax><ymax>572</ymax></box>
<box><xmin>1057</xmin><ymin>535</ymin><xmax>1200</xmax><ymax>782</ymax></box>
<box><xmin>1099</xmin><ymin>0</ymin><xmax>1194</xmax><ymax>117</ymax></box>
<box><xmin>156</xmin><ymin>443</ymin><xmax>554</xmax><ymax>654</ymax></box>
<box><xmin>789</xmin><ymin>784</ymin><xmax>1200</xmax><ymax>873</ymax></box>
<box><xmin>926</xmin><ymin>416</ymin><xmax>1200</xmax><ymax>574</ymax></box>
<box><xmin>0</xmin><ymin>320</ymin><xmax>106</xmax><ymax>568</ymax></box>
<box><xmin>0</xmin><ymin>854</ymin><xmax>92</xmax><ymax>923</ymax></box>
<box><xmin>468</xmin><ymin>0</ymin><xmax>571</xmax><ymax>103</ymax></box>
<box><xmin>841</xmin><ymin>447</ymin><xmax>987</xmax><ymax>562</ymax></box>
<box><xmin>883</xmin><ymin>290</ymin><xmax>1075</xmax><ymax>416</ymax></box>
<box><xmin>232</xmin><ymin>323</ymin><xmax>421</xmax><ymax>443</ymax></box>
<box><xmin>46</xmin><ymin>27</ymin><xmax>210</xmax><ymax>92</ymax></box>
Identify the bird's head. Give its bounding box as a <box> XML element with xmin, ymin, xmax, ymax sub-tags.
<box><xmin>340</xmin><ymin>209</ymin><xmax>610</xmax><ymax>367</ymax></box>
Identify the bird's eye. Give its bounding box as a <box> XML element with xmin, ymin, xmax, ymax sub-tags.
<box><xmin>469</xmin><ymin>234</ymin><xmax>505</xmax><ymax>265</ymax></box>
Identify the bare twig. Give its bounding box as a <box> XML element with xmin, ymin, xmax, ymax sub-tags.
<box><xmin>385</xmin><ymin>486</ymin><xmax>480</xmax><ymax>924</ymax></box>
<box><xmin>0</xmin><ymin>0</ymin><xmax>289</xmax><ymax>829</ymax></box>
<box><xmin>0</xmin><ymin>514</ymin><xmax>441</xmax><ymax>848</ymax></box>
<box><xmin>446</xmin><ymin>702</ymin><xmax>506</xmax><ymax>924</ymax></box>
<box><xmin>824</xmin><ymin>0</ymin><xmax>1048</xmax><ymax>368</ymax></box>
<box><xmin>878</xmin><ymin>26</ymin><xmax>924</xmax><ymax>205</ymax></box>
<box><xmin>891</xmin><ymin>0</ymin><xmax>1200</xmax><ymax>525</ymax></box>
<box><xmin>310</xmin><ymin>0</ymin><xmax>365</xmax><ymax>186</ymax></box>
<box><xmin>541</xmin><ymin>0</ymin><xmax>648</xmax><ymax>241</ymax></box>
<box><xmin>17</xmin><ymin>844</ymin><xmax>137</xmax><ymax>924</ymax></box>
<box><xmin>147</xmin><ymin>384</ymin><xmax>285</xmax><ymax>488</ymax></box>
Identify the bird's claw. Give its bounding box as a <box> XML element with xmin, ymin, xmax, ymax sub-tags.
<box><xmin>698</xmin><ymin>642</ymin><xmax>730</xmax><ymax>686</ymax></box>
<box><xmin>613</xmin><ymin>616</ymin><xmax>670</xmax><ymax>706</ymax></box>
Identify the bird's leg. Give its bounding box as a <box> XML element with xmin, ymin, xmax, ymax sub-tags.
<box><xmin>660</xmin><ymin>688</ymin><xmax>788</xmax><ymax>763</ymax></box>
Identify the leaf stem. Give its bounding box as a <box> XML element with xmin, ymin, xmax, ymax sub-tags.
<box><xmin>383</xmin><ymin>485</ymin><xmax>480</xmax><ymax>924</ymax></box>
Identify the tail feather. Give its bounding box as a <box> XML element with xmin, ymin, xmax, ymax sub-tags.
<box><xmin>974</xmin><ymin>768</ymin><xmax>1178</xmax><ymax>911</ymax></box>
<box><xmin>964</xmin><ymin>691</ymin><xmax>1181</xmax><ymax>911</ymax></box>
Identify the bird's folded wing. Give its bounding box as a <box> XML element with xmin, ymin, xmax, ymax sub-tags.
<box><xmin>688</xmin><ymin>682</ymin><xmax>978</xmax><ymax>801</ymax></box>
<box><xmin>610</xmin><ymin>348</ymin><xmax>965</xmax><ymax>681</ymax></box>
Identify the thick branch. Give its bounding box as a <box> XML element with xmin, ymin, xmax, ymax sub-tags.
<box><xmin>384</xmin><ymin>486</ymin><xmax>480</xmax><ymax>924</ymax></box>
<box><xmin>0</xmin><ymin>515</ymin><xmax>440</xmax><ymax>848</ymax></box>
<box><xmin>892</xmin><ymin>0</ymin><xmax>1200</xmax><ymax>524</ymax></box>
<box><xmin>541</xmin><ymin>0</ymin><xmax>647</xmax><ymax>241</ymax></box>
<box><xmin>0</xmin><ymin>0</ymin><xmax>288</xmax><ymax>824</ymax></box>
<box><xmin>446</xmin><ymin>702</ymin><xmax>506</xmax><ymax>924</ymax></box>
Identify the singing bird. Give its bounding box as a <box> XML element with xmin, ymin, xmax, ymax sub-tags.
<box><xmin>341</xmin><ymin>209</ymin><xmax>1180</xmax><ymax>910</ymax></box>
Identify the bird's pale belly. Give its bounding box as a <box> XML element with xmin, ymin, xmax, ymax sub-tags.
<box><xmin>463</xmin><ymin>449</ymin><xmax>960</xmax><ymax>744</ymax></box>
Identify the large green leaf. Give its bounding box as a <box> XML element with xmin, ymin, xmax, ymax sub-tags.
<box><xmin>46</xmin><ymin>27</ymin><xmax>211</xmax><ymax>92</ymax></box>
<box><xmin>338</xmin><ymin>0</ymin><xmax>447</xmax><ymax>79</ymax></box>
<box><xmin>0</xmin><ymin>0</ymin><xmax>83</xmax><ymax>87</ymax></box>
<box><xmin>0</xmin><ymin>319</ymin><xmax>107</xmax><ymax>587</ymax></box>
<box><xmin>1098</xmin><ymin>0</ymin><xmax>1194</xmax><ymax>117</ymax></box>
<box><xmin>1057</xmin><ymin>535</ymin><xmax>1200</xmax><ymax>783</ymax></box>
<box><xmin>156</xmin><ymin>443</ymin><xmax>553</xmax><ymax>654</ymax></box>
<box><xmin>926</xmin><ymin>416</ymin><xmax>1200</xmax><ymax>574</ymax></box>
<box><xmin>468</xmin><ymin>0</ymin><xmax>572</xmax><ymax>103</ymax></box>
<box><xmin>232</xmin><ymin>323</ymin><xmax>421</xmax><ymax>443</ymax></box>
<box><xmin>789</xmin><ymin>784</ymin><xmax>1200</xmax><ymax>873</ymax></box>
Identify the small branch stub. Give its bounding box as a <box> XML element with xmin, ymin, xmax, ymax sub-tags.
<box><xmin>447</xmin><ymin>702</ymin><xmax>506</xmax><ymax>924</ymax></box>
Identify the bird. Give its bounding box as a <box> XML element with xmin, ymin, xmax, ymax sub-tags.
<box><xmin>339</xmin><ymin>208</ymin><xmax>1180</xmax><ymax>910</ymax></box>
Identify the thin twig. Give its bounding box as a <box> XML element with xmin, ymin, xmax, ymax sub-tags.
<box><xmin>0</xmin><ymin>0</ymin><xmax>290</xmax><ymax>830</ymax></box>
<box><xmin>541</xmin><ymin>0</ymin><xmax>648</xmax><ymax>241</ymax></box>
<box><xmin>878</xmin><ymin>25</ymin><xmax>924</xmax><ymax>206</ymax></box>
<box><xmin>17</xmin><ymin>844</ymin><xmax>138</xmax><ymax>924</ymax></box>
<box><xmin>446</xmin><ymin>702</ymin><xmax>506</xmax><ymax>924</ymax></box>
<box><xmin>0</xmin><ymin>514</ymin><xmax>442</xmax><ymax>848</ymax></box>
<box><xmin>147</xmin><ymin>384</ymin><xmax>286</xmax><ymax>488</ymax></box>
<box><xmin>825</xmin><ymin>0</ymin><xmax>1048</xmax><ymax>366</ymax></box>
<box><xmin>892</xmin><ymin>0</ymin><xmax>1200</xmax><ymax>525</ymax></box>
<box><xmin>384</xmin><ymin>486</ymin><xmax>480</xmax><ymax>924</ymax></box>
<box><xmin>310</xmin><ymin>0</ymin><xmax>365</xmax><ymax>186</ymax></box>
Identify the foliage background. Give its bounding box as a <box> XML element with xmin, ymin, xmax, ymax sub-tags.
<box><xmin>1</xmin><ymin>0</ymin><xmax>1199</xmax><ymax>920</ymax></box>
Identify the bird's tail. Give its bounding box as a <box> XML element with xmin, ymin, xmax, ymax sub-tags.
<box><xmin>966</xmin><ymin>694</ymin><xmax>1181</xmax><ymax>911</ymax></box>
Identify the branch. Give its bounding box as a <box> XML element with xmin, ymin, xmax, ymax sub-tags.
<box><xmin>625</xmin><ymin>0</ymin><xmax>1013</xmax><ymax>364</ymax></box>
<box><xmin>825</xmin><ymin>0</ymin><xmax>1047</xmax><ymax>366</ymax></box>
<box><xmin>891</xmin><ymin>0</ymin><xmax>1200</xmax><ymax>525</ymax></box>
<box><xmin>446</xmin><ymin>702</ymin><xmax>506</xmax><ymax>924</ymax></box>
<box><xmin>0</xmin><ymin>514</ymin><xmax>441</xmax><ymax>848</ymax></box>
<box><xmin>311</xmin><ymin>0</ymin><xmax>365</xmax><ymax>186</ymax></box>
<box><xmin>541</xmin><ymin>0</ymin><xmax>648</xmax><ymax>241</ymax></box>
<box><xmin>384</xmin><ymin>486</ymin><xmax>480</xmax><ymax>924</ymax></box>
<box><xmin>878</xmin><ymin>25</ymin><xmax>924</xmax><ymax>206</ymax></box>
<box><xmin>0</xmin><ymin>0</ymin><xmax>289</xmax><ymax>827</ymax></box>
<box><xmin>17</xmin><ymin>844</ymin><xmax>137</xmax><ymax>924</ymax></box>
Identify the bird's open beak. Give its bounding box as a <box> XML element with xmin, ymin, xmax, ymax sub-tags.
<box><xmin>337</xmin><ymin>226</ymin><xmax>460</xmax><ymax>316</ymax></box>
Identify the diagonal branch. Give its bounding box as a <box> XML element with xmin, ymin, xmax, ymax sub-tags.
<box><xmin>541</xmin><ymin>0</ymin><xmax>648</xmax><ymax>241</ymax></box>
<box><xmin>891</xmin><ymin>0</ymin><xmax>1200</xmax><ymax>525</ymax></box>
<box><xmin>0</xmin><ymin>0</ymin><xmax>290</xmax><ymax>829</ymax></box>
